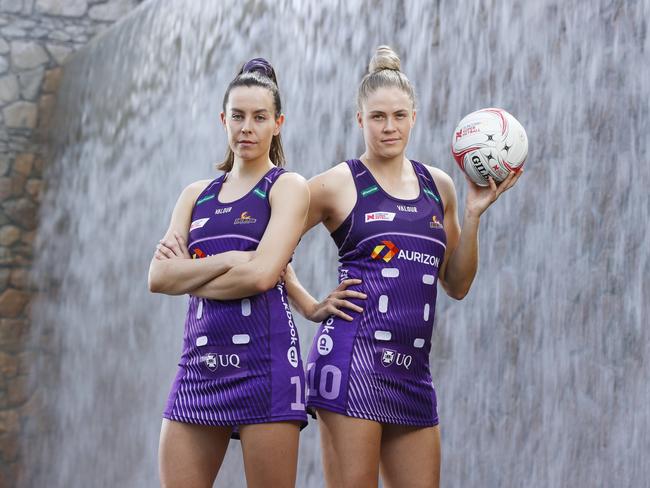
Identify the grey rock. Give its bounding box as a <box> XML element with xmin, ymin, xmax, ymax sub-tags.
<box><xmin>48</xmin><ymin>30</ymin><xmax>71</xmax><ymax>42</ymax></box>
<box><xmin>45</xmin><ymin>43</ymin><xmax>71</xmax><ymax>64</ymax></box>
<box><xmin>10</xmin><ymin>41</ymin><xmax>49</xmax><ymax>70</ymax></box>
<box><xmin>30</xmin><ymin>27</ymin><xmax>49</xmax><ymax>38</ymax></box>
<box><xmin>1</xmin><ymin>25</ymin><xmax>26</xmax><ymax>37</ymax></box>
<box><xmin>35</xmin><ymin>0</ymin><xmax>87</xmax><ymax>17</ymax></box>
<box><xmin>3</xmin><ymin>101</ymin><xmax>37</xmax><ymax>128</ymax></box>
<box><xmin>0</xmin><ymin>74</ymin><xmax>19</xmax><ymax>104</ymax></box>
<box><xmin>0</xmin><ymin>37</ymin><xmax>8</xmax><ymax>54</ymax></box>
<box><xmin>15</xmin><ymin>19</ymin><xmax>36</xmax><ymax>29</ymax></box>
<box><xmin>0</xmin><ymin>55</ymin><xmax>7</xmax><ymax>74</ymax></box>
<box><xmin>22</xmin><ymin>0</ymin><xmax>35</xmax><ymax>15</ymax></box>
<box><xmin>0</xmin><ymin>0</ymin><xmax>22</xmax><ymax>13</ymax></box>
<box><xmin>17</xmin><ymin>67</ymin><xmax>43</xmax><ymax>99</ymax></box>
<box><xmin>88</xmin><ymin>0</ymin><xmax>134</xmax><ymax>22</ymax></box>
<box><xmin>64</xmin><ymin>24</ymin><xmax>86</xmax><ymax>36</ymax></box>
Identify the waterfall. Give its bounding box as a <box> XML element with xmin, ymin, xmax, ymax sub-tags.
<box><xmin>24</xmin><ymin>0</ymin><xmax>649</xmax><ymax>486</ymax></box>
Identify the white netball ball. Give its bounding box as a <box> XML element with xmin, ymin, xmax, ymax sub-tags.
<box><xmin>451</xmin><ymin>108</ymin><xmax>528</xmax><ymax>187</ymax></box>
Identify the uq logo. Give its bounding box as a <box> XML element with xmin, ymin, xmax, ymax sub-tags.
<box><xmin>381</xmin><ymin>349</ymin><xmax>396</xmax><ymax>366</ymax></box>
<box><xmin>202</xmin><ymin>352</ymin><xmax>241</xmax><ymax>372</ymax></box>
<box><xmin>381</xmin><ymin>348</ymin><xmax>412</xmax><ymax>370</ymax></box>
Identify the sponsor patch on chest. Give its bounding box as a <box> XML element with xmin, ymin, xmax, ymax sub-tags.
<box><xmin>190</xmin><ymin>218</ymin><xmax>209</xmax><ymax>231</ymax></box>
<box><xmin>365</xmin><ymin>212</ymin><xmax>396</xmax><ymax>223</ymax></box>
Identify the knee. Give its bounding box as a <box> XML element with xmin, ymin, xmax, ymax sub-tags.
<box><xmin>334</xmin><ymin>468</ymin><xmax>378</xmax><ymax>488</ymax></box>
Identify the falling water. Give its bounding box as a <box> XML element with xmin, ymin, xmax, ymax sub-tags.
<box><xmin>23</xmin><ymin>0</ymin><xmax>649</xmax><ymax>486</ymax></box>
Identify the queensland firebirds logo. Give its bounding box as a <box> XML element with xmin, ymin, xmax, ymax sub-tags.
<box><xmin>430</xmin><ymin>215</ymin><xmax>443</xmax><ymax>229</ymax></box>
<box><xmin>370</xmin><ymin>240</ymin><xmax>400</xmax><ymax>262</ymax></box>
<box><xmin>234</xmin><ymin>211</ymin><xmax>256</xmax><ymax>225</ymax></box>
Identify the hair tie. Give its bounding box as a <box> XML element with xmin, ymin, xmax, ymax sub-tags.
<box><xmin>242</xmin><ymin>58</ymin><xmax>274</xmax><ymax>78</ymax></box>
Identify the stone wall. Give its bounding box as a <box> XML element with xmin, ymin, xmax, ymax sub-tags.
<box><xmin>0</xmin><ymin>0</ymin><xmax>143</xmax><ymax>484</ymax></box>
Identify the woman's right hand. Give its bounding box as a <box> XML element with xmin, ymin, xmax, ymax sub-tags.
<box><xmin>306</xmin><ymin>279</ymin><xmax>367</xmax><ymax>323</ymax></box>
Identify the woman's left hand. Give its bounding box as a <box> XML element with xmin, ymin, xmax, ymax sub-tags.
<box><xmin>464</xmin><ymin>170</ymin><xmax>523</xmax><ymax>217</ymax></box>
<box><xmin>154</xmin><ymin>231</ymin><xmax>191</xmax><ymax>260</ymax></box>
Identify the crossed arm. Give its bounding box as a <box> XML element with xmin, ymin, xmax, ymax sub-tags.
<box><xmin>148</xmin><ymin>173</ymin><xmax>310</xmax><ymax>300</ymax></box>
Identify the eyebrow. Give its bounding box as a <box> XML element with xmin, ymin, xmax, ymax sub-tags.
<box><xmin>368</xmin><ymin>110</ymin><xmax>409</xmax><ymax>115</ymax></box>
<box><xmin>230</xmin><ymin>108</ymin><xmax>271</xmax><ymax>114</ymax></box>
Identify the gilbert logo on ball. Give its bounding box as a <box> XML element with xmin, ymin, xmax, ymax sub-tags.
<box><xmin>451</xmin><ymin>108</ymin><xmax>528</xmax><ymax>187</ymax></box>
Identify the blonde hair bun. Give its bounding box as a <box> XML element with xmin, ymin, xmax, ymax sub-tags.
<box><xmin>368</xmin><ymin>45</ymin><xmax>401</xmax><ymax>73</ymax></box>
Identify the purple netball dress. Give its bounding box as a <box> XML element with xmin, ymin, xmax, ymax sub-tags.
<box><xmin>164</xmin><ymin>167</ymin><xmax>307</xmax><ymax>435</ymax></box>
<box><xmin>305</xmin><ymin>159</ymin><xmax>446</xmax><ymax>426</ymax></box>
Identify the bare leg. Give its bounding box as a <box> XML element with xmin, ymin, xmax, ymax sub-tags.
<box><xmin>158</xmin><ymin>419</ymin><xmax>232</xmax><ymax>488</ymax></box>
<box><xmin>238</xmin><ymin>421</ymin><xmax>301</xmax><ymax>488</ymax></box>
<box><xmin>316</xmin><ymin>409</ymin><xmax>383</xmax><ymax>488</ymax></box>
<box><xmin>380</xmin><ymin>424</ymin><xmax>441</xmax><ymax>488</ymax></box>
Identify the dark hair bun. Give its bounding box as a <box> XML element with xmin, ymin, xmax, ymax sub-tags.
<box><xmin>242</xmin><ymin>57</ymin><xmax>275</xmax><ymax>79</ymax></box>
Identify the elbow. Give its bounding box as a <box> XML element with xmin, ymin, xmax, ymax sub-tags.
<box><xmin>148</xmin><ymin>267</ymin><xmax>169</xmax><ymax>294</ymax></box>
<box><xmin>448</xmin><ymin>289</ymin><xmax>468</xmax><ymax>301</ymax></box>
<box><xmin>251</xmin><ymin>270</ymin><xmax>280</xmax><ymax>294</ymax></box>
<box><xmin>255</xmin><ymin>276</ymin><xmax>279</xmax><ymax>294</ymax></box>
<box><xmin>441</xmin><ymin>273</ymin><xmax>471</xmax><ymax>301</ymax></box>
<box><xmin>442</xmin><ymin>280</ymin><xmax>470</xmax><ymax>300</ymax></box>
<box><xmin>148</xmin><ymin>274</ymin><xmax>162</xmax><ymax>294</ymax></box>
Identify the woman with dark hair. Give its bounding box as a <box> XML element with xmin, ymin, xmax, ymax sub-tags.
<box><xmin>284</xmin><ymin>46</ymin><xmax>521</xmax><ymax>488</ymax></box>
<box><xmin>149</xmin><ymin>58</ymin><xmax>311</xmax><ymax>488</ymax></box>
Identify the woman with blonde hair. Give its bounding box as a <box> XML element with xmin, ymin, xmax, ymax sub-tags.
<box><xmin>286</xmin><ymin>45</ymin><xmax>521</xmax><ymax>487</ymax></box>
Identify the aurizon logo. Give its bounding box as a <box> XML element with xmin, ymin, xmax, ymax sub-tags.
<box><xmin>370</xmin><ymin>240</ymin><xmax>399</xmax><ymax>262</ymax></box>
<box><xmin>192</xmin><ymin>247</ymin><xmax>206</xmax><ymax>259</ymax></box>
<box><xmin>370</xmin><ymin>240</ymin><xmax>441</xmax><ymax>267</ymax></box>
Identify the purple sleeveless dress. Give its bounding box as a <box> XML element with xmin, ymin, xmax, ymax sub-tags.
<box><xmin>163</xmin><ymin>167</ymin><xmax>308</xmax><ymax>436</ymax></box>
<box><xmin>305</xmin><ymin>159</ymin><xmax>446</xmax><ymax>426</ymax></box>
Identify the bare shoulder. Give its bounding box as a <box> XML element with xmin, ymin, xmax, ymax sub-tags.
<box><xmin>167</xmin><ymin>179</ymin><xmax>214</xmax><ymax>213</ymax></box>
<box><xmin>275</xmin><ymin>170</ymin><xmax>308</xmax><ymax>188</ymax></box>
<box><xmin>422</xmin><ymin>164</ymin><xmax>457</xmax><ymax>208</ymax></box>
<box><xmin>309</xmin><ymin>161</ymin><xmax>353</xmax><ymax>195</ymax></box>
<box><xmin>182</xmin><ymin>179</ymin><xmax>213</xmax><ymax>202</ymax></box>
<box><xmin>271</xmin><ymin>171</ymin><xmax>309</xmax><ymax>202</ymax></box>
